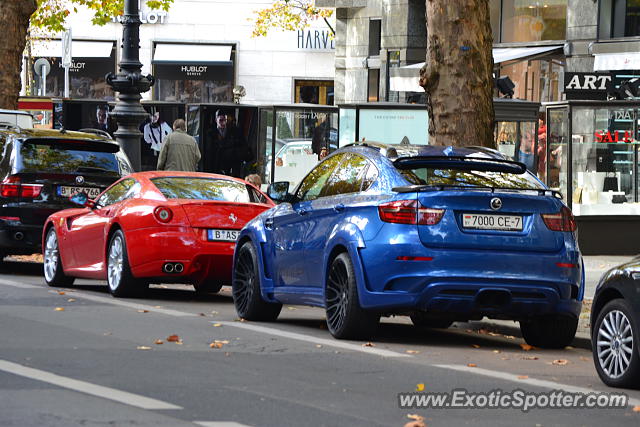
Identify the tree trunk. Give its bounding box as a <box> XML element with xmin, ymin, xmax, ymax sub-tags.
<box><xmin>420</xmin><ymin>0</ymin><xmax>495</xmax><ymax>148</ymax></box>
<box><xmin>0</xmin><ymin>0</ymin><xmax>37</xmax><ymax>109</ymax></box>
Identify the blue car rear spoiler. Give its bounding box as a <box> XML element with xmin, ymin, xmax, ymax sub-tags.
<box><xmin>392</xmin><ymin>184</ymin><xmax>563</xmax><ymax>199</ymax></box>
<box><xmin>393</xmin><ymin>156</ymin><xmax>527</xmax><ymax>174</ymax></box>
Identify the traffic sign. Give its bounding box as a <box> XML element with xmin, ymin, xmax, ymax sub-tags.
<box><xmin>62</xmin><ymin>29</ymin><xmax>72</xmax><ymax>67</ymax></box>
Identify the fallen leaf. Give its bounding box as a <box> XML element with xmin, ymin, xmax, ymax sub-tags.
<box><xmin>552</xmin><ymin>359</ymin><xmax>569</xmax><ymax>366</ymax></box>
<box><xmin>209</xmin><ymin>340</ymin><xmax>227</xmax><ymax>349</ymax></box>
<box><xmin>477</xmin><ymin>328</ymin><xmax>489</xmax><ymax>335</ymax></box>
<box><xmin>225</xmin><ymin>352</ymin><xmax>230</xmax><ymax>357</ymax></box>
<box><xmin>167</xmin><ymin>334</ymin><xmax>180</xmax><ymax>342</ymax></box>
<box><xmin>633</xmin><ymin>405</ymin><xmax>640</xmax><ymax>412</ymax></box>
<box><xmin>154</xmin><ymin>340</ymin><xmax>164</xmax><ymax>345</ymax></box>
<box><xmin>103</xmin><ymin>332</ymin><xmax>112</xmax><ymax>336</ymax></box>
<box><xmin>523</xmin><ymin>356</ymin><xmax>539</xmax><ymax>360</ymax></box>
<box><xmin>136</xmin><ymin>346</ymin><xmax>151</xmax><ymax>350</ymax></box>
<box><xmin>316</xmin><ymin>344</ymin><xmax>322</xmax><ymax>348</ymax></box>
<box><xmin>472</xmin><ymin>344</ymin><xmax>481</xmax><ymax>349</ymax></box>
<box><xmin>517</xmin><ymin>375</ymin><xmax>529</xmax><ymax>380</ymax></box>
<box><xmin>362</xmin><ymin>342</ymin><xmax>375</xmax><ymax>347</ymax></box>
<box><xmin>501</xmin><ymin>357</ymin><xmax>511</xmax><ymax>360</ymax></box>
<box><xmin>492</xmin><ymin>350</ymin><xmax>501</xmax><ymax>354</ymax></box>
<box><xmin>416</xmin><ymin>383</ymin><xmax>425</xmax><ymax>392</ymax></box>
<box><xmin>54</xmin><ymin>307</ymin><xmax>65</xmax><ymax>311</ymax></box>
<box><xmin>137</xmin><ymin>309</ymin><xmax>149</xmax><ymax>313</ymax></box>
<box><xmin>405</xmin><ymin>414</ymin><xmax>426</xmax><ymax>426</ymax></box>
<box><xmin>520</xmin><ymin>343</ymin><xmax>535</xmax><ymax>351</ymax></box>
<box><xmin>198</xmin><ymin>313</ymin><xmax>207</xmax><ymax>317</ymax></box>
<box><xmin>406</xmin><ymin>350</ymin><xmax>420</xmax><ymax>354</ymax></box>
<box><xmin>407</xmin><ymin>414</ymin><xmax>425</xmax><ymax>421</ymax></box>
<box><xmin>488</xmin><ymin>332</ymin><xmax>500</xmax><ymax>337</ymax></box>
<box><xmin>154</xmin><ymin>305</ymin><xmax>163</xmax><ymax>309</ymax></box>
<box><xmin>57</xmin><ymin>291</ymin><xmax>66</xmax><ymax>295</ymax></box>
<box><xmin>67</xmin><ymin>298</ymin><xmax>76</xmax><ymax>302</ymax></box>
<box><xmin>287</xmin><ymin>306</ymin><xmax>298</xmax><ymax>310</ymax></box>
<box><xmin>467</xmin><ymin>363</ymin><xmax>477</xmax><ymax>367</ymax></box>
<box><xmin>213</xmin><ymin>323</ymin><xmax>222</xmax><ymax>327</ymax></box>
<box><xmin>504</xmin><ymin>335</ymin><xmax>516</xmax><ymax>340</ymax></box>
<box><xmin>565</xmin><ymin>346</ymin><xmax>574</xmax><ymax>350</ymax></box>
<box><xmin>580</xmin><ymin>356</ymin><xmax>590</xmax><ymax>362</ymax></box>
<box><xmin>210</xmin><ymin>310</ymin><xmax>218</xmax><ymax>314</ymax></box>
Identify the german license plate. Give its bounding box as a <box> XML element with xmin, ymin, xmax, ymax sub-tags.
<box><xmin>207</xmin><ymin>229</ymin><xmax>239</xmax><ymax>242</ymax></box>
<box><xmin>462</xmin><ymin>213</ymin><xmax>523</xmax><ymax>231</ymax></box>
<box><xmin>58</xmin><ymin>186</ymin><xmax>101</xmax><ymax>198</ymax></box>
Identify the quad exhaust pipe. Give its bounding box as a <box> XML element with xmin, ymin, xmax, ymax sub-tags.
<box><xmin>163</xmin><ymin>262</ymin><xmax>184</xmax><ymax>274</ymax></box>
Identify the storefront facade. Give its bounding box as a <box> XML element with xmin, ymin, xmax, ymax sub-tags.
<box><xmin>22</xmin><ymin>0</ymin><xmax>335</xmax><ymax>106</ymax></box>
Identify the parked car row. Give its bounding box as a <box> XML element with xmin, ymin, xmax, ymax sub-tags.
<box><xmin>0</xmin><ymin>123</ymin><xmax>637</xmax><ymax>391</ymax></box>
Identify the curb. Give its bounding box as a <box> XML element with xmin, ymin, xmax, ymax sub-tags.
<box><xmin>458</xmin><ymin>320</ymin><xmax>592</xmax><ymax>350</ymax></box>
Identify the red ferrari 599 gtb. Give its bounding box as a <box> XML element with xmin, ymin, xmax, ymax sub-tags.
<box><xmin>42</xmin><ymin>171</ymin><xmax>274</xmax><ymax>297</ymax></box>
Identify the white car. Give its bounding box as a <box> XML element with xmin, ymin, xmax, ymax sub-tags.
<box><xmin>0</xmin><ymin>109</ymin><xmax>33</xmax><ymax>128</ymax></box>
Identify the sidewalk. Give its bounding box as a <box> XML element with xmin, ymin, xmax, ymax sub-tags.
<box><xmin>463</xmin><ymin>255</ymin><xmax>636</xmax><ymax>349</ymax></box>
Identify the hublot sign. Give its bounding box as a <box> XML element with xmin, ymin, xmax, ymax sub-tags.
<box><xmin>181</xmin><ymin>65</ymin><xmax>208</xmax><ymax>77</ymax></box>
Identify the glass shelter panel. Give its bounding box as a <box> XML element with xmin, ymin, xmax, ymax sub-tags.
<box><xmin>271</xmin><ymin>108</ymin><xmax>338</xmax><ymax>189</ymax></box>
<box><xmin>358</xmin><ymin>109</ymin><xmax>428</xmax><ymax>145</ymax></box>
<box><xmin>571</xmin><ymin>107</ymin><xmax>639</xmax><ymax>215</ymax></box>
<box><xmin>548</xmin><ymin>108</ymin><xmax>568</xmax><ymax>196</ymax></box>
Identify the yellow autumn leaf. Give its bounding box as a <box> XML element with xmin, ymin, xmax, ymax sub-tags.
<box><xmin>416</xmin><ymin>383</ymin><xmax>425</xmax><ymax>392</ymax></box>
<box><xmin>54</xmin><ymin>307</ymin><xmax>65</xmax><ymax>311</ymax></box>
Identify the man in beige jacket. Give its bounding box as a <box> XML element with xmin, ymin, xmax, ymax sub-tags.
<box><xmin>157</xmin><ymin>119</ymin><xmax>201</xmax><ymax>172</ymax></box>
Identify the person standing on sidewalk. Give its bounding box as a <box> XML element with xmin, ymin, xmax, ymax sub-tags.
<box><xmin>157</xmin><ymin>119</ymin><xmax>201</xmax><ymax>172</ymax></box>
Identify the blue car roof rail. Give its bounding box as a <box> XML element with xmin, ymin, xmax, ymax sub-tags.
<box><xmin>342</xmin><ymin>141</ymin><xmax>402</xmax><ymax>158</ymax></box>
<box><xmin>392</xmin><ymin>184</ymin><xmax>563</xmax><ymax>199</ymax></box>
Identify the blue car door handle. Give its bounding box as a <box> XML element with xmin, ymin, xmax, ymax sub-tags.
<box><xmin>334</xmin><ymin>203</ymin><xmax>345</xmax><ymax>212</ymax></box>
<box><xmin>264</xmin><ymin>217</ymin><xmax>274</xmax><ymax>229</ymax></box>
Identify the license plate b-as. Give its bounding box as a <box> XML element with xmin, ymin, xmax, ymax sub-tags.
<box><xmin>207</xmin><ymin>229</ymin><xmax>239</xmax><ymax>242</ymax></box>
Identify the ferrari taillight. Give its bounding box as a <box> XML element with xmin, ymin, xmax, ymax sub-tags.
<box><xmin>0</xmin><ymin>176</ymin><xmax>42</xmax><ymax>198</ymax></box>
<box><xmin>542</xmin><ymin>206</ymin><xmax>576</xmax><ymax>232</ymax></box>
<box><xmin>378</xmin><ymin>200</ymin><xmax>444</xmax><ymax>225</ymax></box>
<box><xmin>154</xmin><ymin>206</ymin><xmax>173</xmax><ymax>223</ymax></box>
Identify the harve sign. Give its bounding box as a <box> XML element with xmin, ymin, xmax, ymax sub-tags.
<box><xmin>297</xmin><ymin>30</ymin><xmax>335</xmax><ymax>50</ymax></box>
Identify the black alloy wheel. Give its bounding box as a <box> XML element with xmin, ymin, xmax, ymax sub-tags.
<box><xmin>325</xmin><ymin>252</ymin><xmax>378</xmax><ymax>339</ymax></box>
<box><xmin>232</xmin><ymin>241</ymin><xmax>282</xmax><ymax>321</ymax></box>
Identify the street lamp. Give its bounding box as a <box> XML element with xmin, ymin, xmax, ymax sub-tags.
<box><xmin>106</xmin><ymin>0</ymin><xmax>154</xmax><ymax>171</ymax></box>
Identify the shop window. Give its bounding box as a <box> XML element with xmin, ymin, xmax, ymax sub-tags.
<box><xmin>498</xmin><ymin>59</ymin><xmax>564</xmax><ymax>102</ymax></box>
<box><xmin>369</xmin><ymin>19</ymin><xmax>382</xmax><ymax>56</ymax></box>
<box><xmin>599</xmin><ymin>0</ymin><xmax>640</xmax><ymax>38</ymax></box>
<box><xmin>548</xmin><ymin>108</ymin><xmax>569</xmax><ymax>194</ymax></box>
<box><xmin>295</xmin><ymin>80</ymin><xmax>334</xmax><ymax>105</ymax></box>
<box><xmin>492</xmin><ymin>0</ymin><xmax>567</xmax><ymax>43</ymax></box>
<box><xmin>368</xmin><ymin>69</ymin><xmax>380</xmax><ymax>102</ymax></box>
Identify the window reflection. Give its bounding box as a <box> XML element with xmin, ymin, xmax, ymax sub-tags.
<box><xmin>152</xmin><ymin>177</ymin><xmax>251</xmax><ymax>203</ymax></box>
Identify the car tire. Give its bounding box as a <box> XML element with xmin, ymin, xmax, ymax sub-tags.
<box><xmin>410</xmin><ymin>313</ymin><xmax>453</xmax><ymax>329</ymax></box>
<box><xmin>520</xmin><ymin>315</ymin><xmax>578</xmax><ymax>349</ymax></box>
<box><xmin>592</xmin><ymin>299</ymin><xmax>640</xmax><ymax>389</ymax></box>
<box><xmin>325</xmin><ymin>252</ymin><xmax>379</xmax><ymax>340</ymax></box>
<box><xmin>43</xmin><ymin>228</ymin><xmax>75</xmax><ymax>287</ymax></box>
<box><xmin>196</xmin><ymin>281</ymin><xmax>224</xmax><ymax>294</ymax></box>
<box><xmin>232</xmin><ymin>241</ymin><xmax>282</xmax><ymax>321</ymax></box>
<box><xmin>107</xmin><ymin>230</ymin><xmax>143</xmax><ymax>297</ymax></box>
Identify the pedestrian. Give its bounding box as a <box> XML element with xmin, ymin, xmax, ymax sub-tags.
<box><xmin>204</xmin><ymin>110</ymin><xmax>251</xmax><ymax>177</ymax></box>
<box><xmin>157</xmin><ymin>119</ymin><xmax>201</xmax><ymax>172</ymax></box>
<box><xmin>244</xmin><ymin>174</ymin><xmax>262</xmax><ymax>188</ymax></box>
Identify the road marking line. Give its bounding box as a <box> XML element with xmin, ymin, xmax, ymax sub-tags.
<box><xmin>435</xmin><ymin>364</ymin><xmax>640</xmax><ymax>407</ymax></box>
<box><xmin>218</xmin><ymin>321</ymin><xmax>411</xmax><ymax>358</ymax></box>
<box><xmin>54</xmin><ymin>291</ymin><xmax>197</xmax><ymax>317</ymax></box>
<box><xmin>0</xmin><ymin>359</ymin><xmax>182</xmax><ymax>410</ymax></box>
<box><xmin>193</xmin><ymin>422</ymin><xmax>253</xmax><ymax>427</ymax></box>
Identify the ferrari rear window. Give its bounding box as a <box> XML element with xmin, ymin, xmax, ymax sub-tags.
<box><xmin>152</xmin><ymin>177</ymin><xmax>252</xmax><ymax>203</ymax></box>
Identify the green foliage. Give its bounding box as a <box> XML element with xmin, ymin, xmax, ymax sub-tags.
<box><xmin>30</xmin><ymin>0</ymin><xmax>173</xmax><ymax>33</ymax></box>
<box><xmin>252</xmin><ymin>1</ymin><xmax>334</xmax><ymax>37</ymax></box>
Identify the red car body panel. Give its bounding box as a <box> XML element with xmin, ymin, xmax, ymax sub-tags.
<box><xmin>43</xmin><ymin>171</ymin><xmax>274</xmax><ymax>287</ymax></box>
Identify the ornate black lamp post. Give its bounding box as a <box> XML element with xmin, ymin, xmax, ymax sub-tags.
<box><xmin>106</xmin><ymin>0</ymin><xmax>154</xmax><ymax>171</ymax></box>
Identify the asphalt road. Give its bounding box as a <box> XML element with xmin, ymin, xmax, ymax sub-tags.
<box><xmin>1</xmin><ymin>260</ymin><xmax>640</xmax><ymax>427</ymax></box>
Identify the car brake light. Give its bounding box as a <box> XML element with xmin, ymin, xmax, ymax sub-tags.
<box><xmin>542</xmin><ymin>206</ymin><xmax>576</xmax><ymax>232</ymax></box>
<box><xmin>0</xmin><ymin>176</ymin><xmax>42</xmax><ymax>198</ymax></box>
<box><xmin>378</xmin><ymin>200</ymin><xmax>444</xmax><ymax>225</ymax></box>
<box><xmin>154</xmin><ymin>206</ymin><xmax>173</xmax><ymax>223</ymax></box>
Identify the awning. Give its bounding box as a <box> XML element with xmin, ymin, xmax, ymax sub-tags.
<box><xmin>389</xmin><ymin>45</ymin><xmax>563</xmax><ymax>92</ymax></box>
<box><xmin>594</xmin><ymin>53</ymin><xmax>640</xmax><ymax>71</ymax></box>
<box><xmin>153</xmin><ymin>43</ymin><xmax>232</xmax><ymax>65</ymax></box>
<box><xmin>31</xmin><ymin>40</ymin><xmax>114</xmax><ymax>58</ymax></box>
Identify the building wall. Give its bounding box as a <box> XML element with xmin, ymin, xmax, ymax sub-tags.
<box><xmin>26</xmin><ymin>0</ymin><xmax>335</xmax><ymax>104</ymax></box>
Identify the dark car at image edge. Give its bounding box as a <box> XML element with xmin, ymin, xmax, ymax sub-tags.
<box><xmin>0</xmin><ymin>125</ymin><xmax>132</xmax><ymax>258</ymax></box>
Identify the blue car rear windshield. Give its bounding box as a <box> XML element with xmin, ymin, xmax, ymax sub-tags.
<box><xmin>19</xmin><ymin>142</ymin><xmax>120</xmax><ymax>175</ymax></box>
<box><xmin>399</xmin><ymin>167</ymin><xmax>545</xmax><ymax>189</ymax></box>
<box><xmin>152</xmin><ymin>177</ymin><xmax>251</xmax><ymax>202</ymax></box>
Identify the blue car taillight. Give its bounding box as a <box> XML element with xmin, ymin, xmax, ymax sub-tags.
<box><xmin>541</xmin><ymin>206</ymin><xmax>576</xmax><ymax>232</ymax></box>
<box><xmin>378</xmin><ymin>200</ymin><xmax>444</xmax><ymax>225</ymax></box>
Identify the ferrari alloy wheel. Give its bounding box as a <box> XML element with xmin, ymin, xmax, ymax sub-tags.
<box><xmin>232</xmin><ymin>241</ymin><xmax>281</xmax><ymax>321</ymax></box>
<box><xmin>43</xmin><ymin>228</ymin><xmax>74</xmax><ymax>287</ymax></box>
<box><xmin>325</xmin><ymin>252</ymin><xmax>378</xmax><ymax>340</ymax></box>
<box><xmin>593</xmin><ymin>299</ymin><xmax>640</xmax><ymax>389</ymax></box>
<box><xmin>520</xmin><ymin>315</ymin><xmax>578</xmax><ymax>349</ymax></box>
<box><xmin>107</xmin><ymin>230</ymin><xmax>143</xmax><ymax>297</ymax></box>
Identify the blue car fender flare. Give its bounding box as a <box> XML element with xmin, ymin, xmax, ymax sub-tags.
<box><xmin>234</xmin><ymin>226</ymin><xmax>278</xmax><ymax>304</ymax></box>
<box><xmin>322</xmin><ymin>222</ymin><xmax>369</xmax><ymax>306</ymax></box>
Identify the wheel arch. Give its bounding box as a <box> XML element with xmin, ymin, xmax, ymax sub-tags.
<box><xmin>105</xmin><ymin>222</ymin><xmax>124</xmax><ymax>261</ymax></box>
<box><xmin>591</xmin><ymin>287</ymin><xmax>625</xmax><ymax>334</ymax></box>
<box><xmin>323</xmin><ymin>223</ymin><xmax>368</xmax><ymax>306</ymax></box>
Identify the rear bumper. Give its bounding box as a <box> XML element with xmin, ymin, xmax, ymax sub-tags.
<box><xmin>0</xmin><ymin>223</ymin><xmax>43</xmax><ymax>255</ymax></box>
<box><xmin>356</xmin><ymin>244</ymin><xmax>583</xmax><ymax>319</ymax></box>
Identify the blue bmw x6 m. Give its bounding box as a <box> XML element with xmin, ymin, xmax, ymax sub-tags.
<box><xmin>232</xmin><ymin>143</ymin><xmax>584</xmax><ymax>347</ymax></box>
